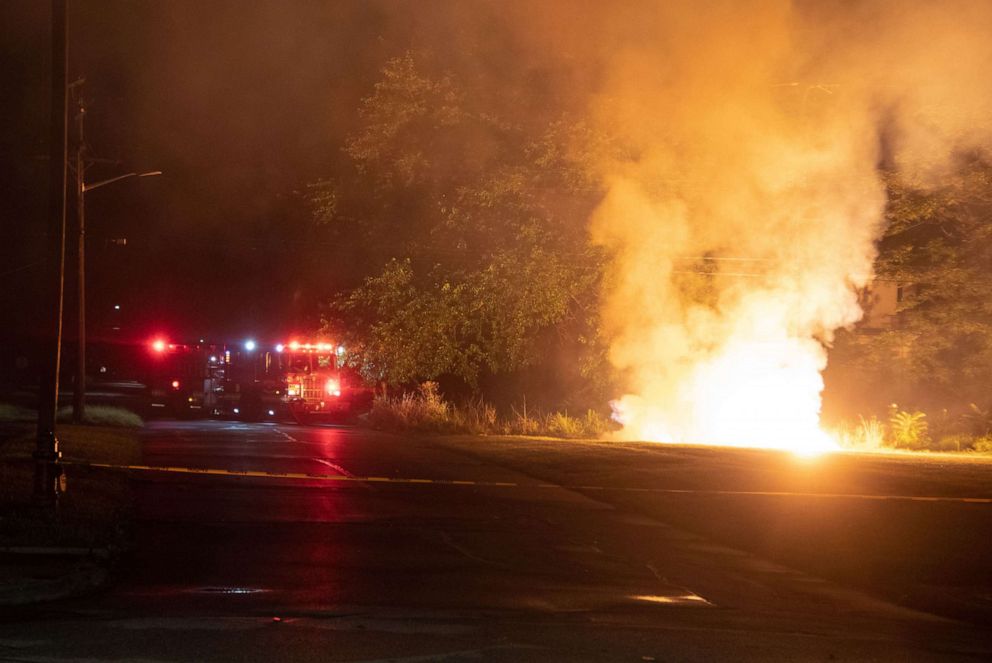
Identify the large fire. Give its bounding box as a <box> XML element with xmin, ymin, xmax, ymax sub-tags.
<box><xmin>602</xmin><ymin>236</ymin><xmax>851</xmax><ymax>455</ymax></box>
<box><xmin>611</xmin><ymin>338</ymin><xmax>839</xmax><ymax>455</ymax></box>
<box><xmin>576</xmin><ymin>0</ymin><xmax>992</xmax><ymax>456</ymax></box>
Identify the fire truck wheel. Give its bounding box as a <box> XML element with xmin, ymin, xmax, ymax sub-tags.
<box><xmin>297</xmin><ymin>413</ymin><xmax>315</xmax><ymax>426</ymax></box>
<box><xmin>239</xmin><ymin>395</ymin><xmax>264</xmax><ymax>422</ymax></box>
<box><xmin>289</xmin><ymin>406</ymin><xmax>312</xmax><ymax>426</ymax></box>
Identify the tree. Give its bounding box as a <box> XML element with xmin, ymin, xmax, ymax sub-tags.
<box><xmin>829</xmin><ymin>156</ymin><xmax>992</xmax><ymax>413</ymax></box>
<box><xmin>320</xmin><ymin>53</ymin><xmax>612</xmax><ymax>402</ymax></box>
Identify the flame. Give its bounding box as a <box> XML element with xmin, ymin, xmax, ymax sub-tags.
<box><xmin>611</xmin><ymin>336</ymin><xmax>840</xmax><ymax>456</ymax></box>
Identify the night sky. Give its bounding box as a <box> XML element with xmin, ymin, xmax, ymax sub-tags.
<box><xmin>2</xmin><ymin>1</ymin><xmax>560</xmax><ymax>346</ymax></box>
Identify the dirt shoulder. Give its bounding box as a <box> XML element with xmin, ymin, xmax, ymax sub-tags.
<box><xmin>434</xmin><ymin>435</ymin><xmax>992</xmax><ymax>625</ymax></box>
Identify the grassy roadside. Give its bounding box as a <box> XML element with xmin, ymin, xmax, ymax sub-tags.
<box><xmin>433</xmin><ymin>434</ymin><xmax>992</xmax><ymax>624</ymax></box>
<box><xmin>0</xmin><ymin>423</ymin><xmax>141</xmax><ymax>548</ymax></box>
<box><xmin>366</xmin><ymin>382</ymin><xmax>615</xmax><ymax>438</ymax></box>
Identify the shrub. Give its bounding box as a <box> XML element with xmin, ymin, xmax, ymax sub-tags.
<box><xmin>365</xmin><ymin>384</ymin><xmax>614</xmax><ymax>439</ymax></box>
<box><xmin>973</xmin><ymin>435</ymin><xmax>992</xmax><ymax>453</ymax></box>
<box><xmin>368</xmin><ymin>381</ymin><xmax>457</xmax><ymax>433</ymax></box>
<box><xmin>935</xmin><ymin>434</ymin><xmax>975</xmax><ymax>452</ymax></box>
<box><xmin>889</xmin><ymin>408</ymin><xmax>929</xmax><ymax>449</ymax></box>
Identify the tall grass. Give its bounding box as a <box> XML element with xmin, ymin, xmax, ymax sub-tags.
<box><xmin>837</xmin><ymin>406</ymin><xmax>992</xmax><ymax>453</ymax></box>
<box><xmin>367</xmin><ymin>382</ymin><xmax>454</xmax><ymax>433</ymax></box>
<box><xmin>368</xmin><ymin>382</ymin><xmax>615</xmax><ymax>439</ymax></box>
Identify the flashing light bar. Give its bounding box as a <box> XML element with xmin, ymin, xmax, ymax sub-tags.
<box><xmin>277</xmin><ymin>341</ymin><xmax>337</xmax><ymax>353</ymax></box>
<box><xmin>149</xmin><ymin>337</ymin><xmax>338</xmax><ymax>355</ymax></box>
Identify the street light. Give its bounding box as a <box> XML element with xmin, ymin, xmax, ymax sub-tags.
<box><xmin>72</xmin><ymin>103</ymin><xmax>160</xmax><ymax>423</ymax></box>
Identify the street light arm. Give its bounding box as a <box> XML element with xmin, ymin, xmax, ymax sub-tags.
<box><xmin>83</xmin><ymin>170</ymin><xmax>162</xmax><ymax>193</ymax></box>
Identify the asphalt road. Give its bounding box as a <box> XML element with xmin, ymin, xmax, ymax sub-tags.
<box><xmin>2</xmin><ymin>420</ymin><xmax>991</xmax><ymax>662</ymax></box>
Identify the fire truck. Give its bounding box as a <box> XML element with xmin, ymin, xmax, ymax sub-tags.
<box><xmin>143</xmin><ymin>337</ymin><xmax>372</xmax><ymax>424</ymax></box>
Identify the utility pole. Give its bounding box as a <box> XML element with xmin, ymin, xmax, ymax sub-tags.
<box><xmin>73</xmin><ymin>93</ymin><xmax>86</xmax><ymax>423</ymax></box>
<box><xmin>35</xmin><ymin>0</ymin><xmax>67</xmax><ymax>506</ymax></box>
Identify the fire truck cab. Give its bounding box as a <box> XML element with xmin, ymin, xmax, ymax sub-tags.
<box><xmin>277</xmin><ymin>342</ymin><xmax>367</xmax><ymax>424</ymax></box>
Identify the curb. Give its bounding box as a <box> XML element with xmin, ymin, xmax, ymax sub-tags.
<box><xmin>0</xmin><ymin>546</ymin><xmax>112</xmax><ymax>559</ymax></box>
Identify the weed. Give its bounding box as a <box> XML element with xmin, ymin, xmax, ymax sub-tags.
<box><xmin>857</xmin><ymin>415</ymin><xmax>885</xmax><ymax>448</ymax></box>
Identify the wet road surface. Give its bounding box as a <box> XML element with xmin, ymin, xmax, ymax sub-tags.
<box><xmin>2</xmin><ymin>420</ymin><xmax>991</xmax><ymax>661</ymax></box>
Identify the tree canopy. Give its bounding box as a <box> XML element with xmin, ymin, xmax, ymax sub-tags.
<box><xmin>319</xmin><ymin>53</ymin><xmax>611</xmax><ymax>401</ymax></box>
<box><xmin>829</xmin><ymin>156</ymin><xmax>992</xmax><ymax>413</ymax></box>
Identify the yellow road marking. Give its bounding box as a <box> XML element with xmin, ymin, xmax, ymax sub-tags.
<box><xmin>64</xmin><ymin>461</ymin><xmax>992</xmax><ymax>504</ymax></box>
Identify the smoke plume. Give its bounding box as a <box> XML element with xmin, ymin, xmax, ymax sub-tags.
<box><xmin>572</xmin><ymin>0</ymin><xmax>992</xmax><ymax>448</ymax></box>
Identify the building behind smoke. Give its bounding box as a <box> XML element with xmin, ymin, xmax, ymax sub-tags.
<box><xmin>859</xmin><ymin>282</ymin><xmax>917</xmax><ymax>331</ymax></box>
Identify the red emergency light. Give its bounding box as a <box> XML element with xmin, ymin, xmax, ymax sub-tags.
<box><xmin>151</xmin><ymin>338</ymin><xmax>167</xmax><ymax>353</ymax></box>
<box><xmin>281</xmin><ymin>340</ymin><xmax>336</xmax><ymax>353</ymax></box>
